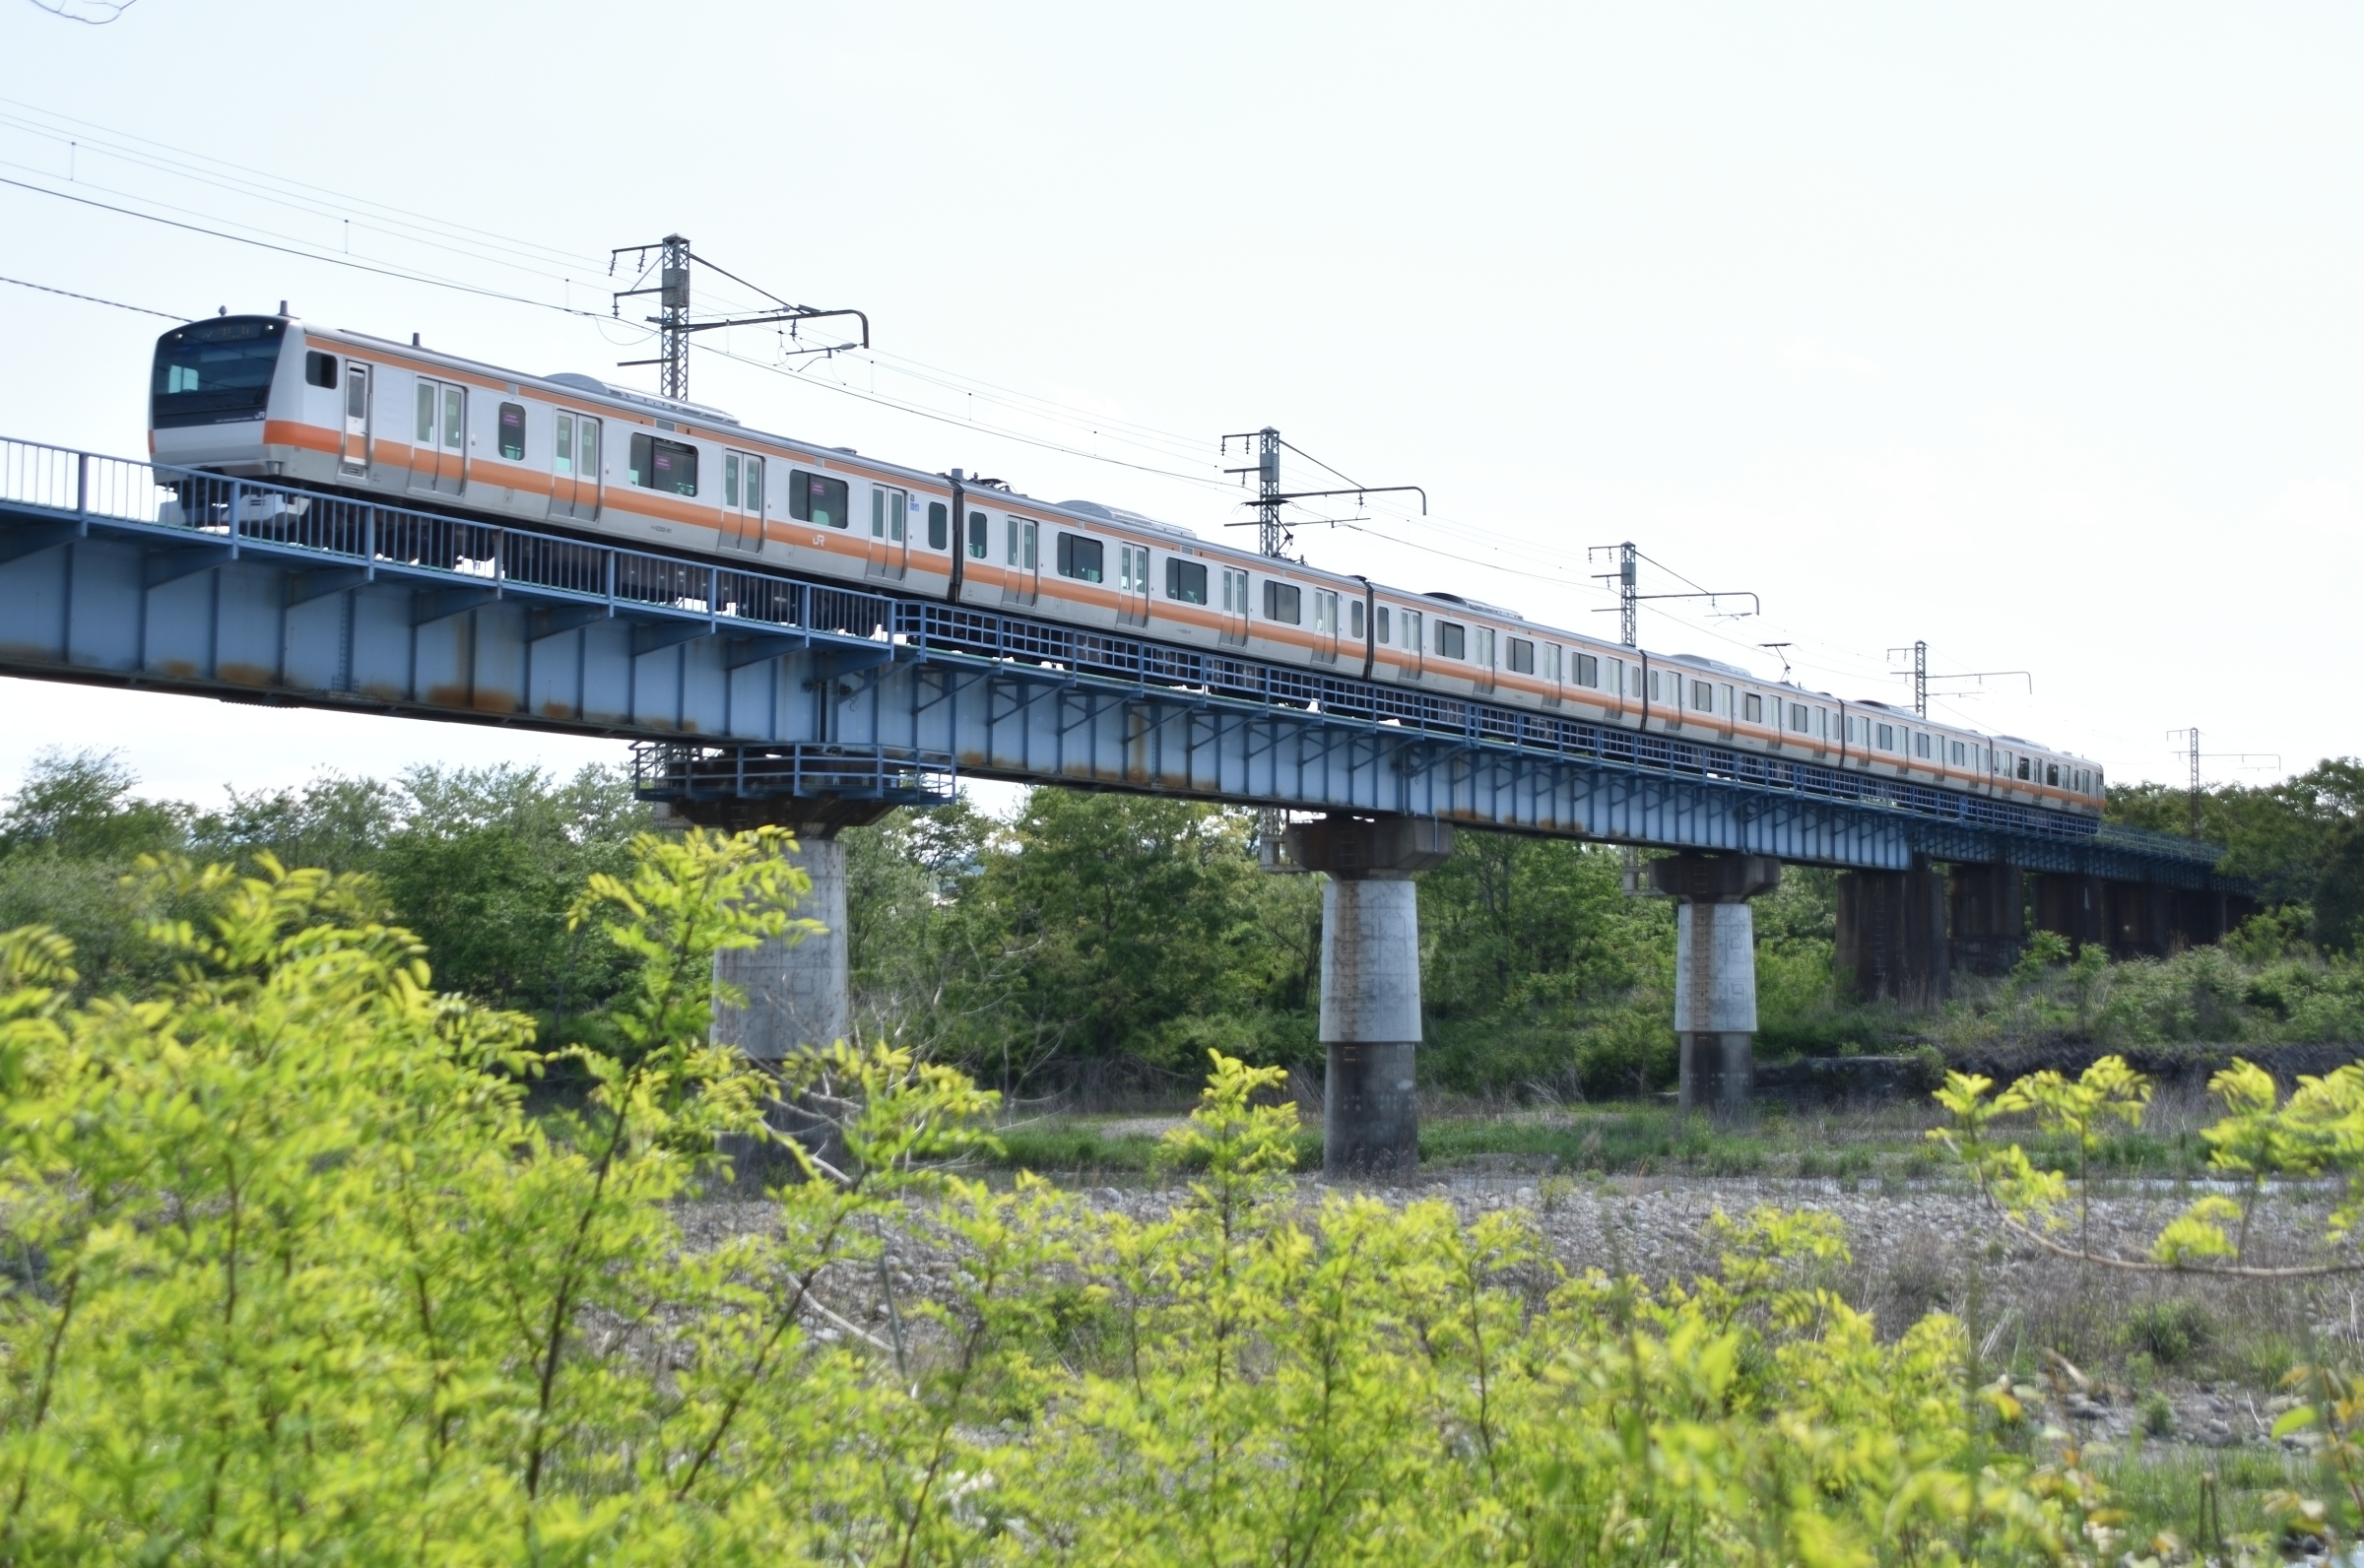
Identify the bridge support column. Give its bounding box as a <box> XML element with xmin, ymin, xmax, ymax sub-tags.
<box><xmin>1281</xmin><ymin>815</ymin><xmax>1454</xmax><ymax>1181</ymax></box>
<box><xmin>1650</xmin><ymin>854</ymin><xmax>1781</xmax><ymax>1120</ymax></box>
<box><xmin>2032</xmin><ymin>873</ymin><xmax>2107</xmax><ymax>954</ymax></box>
<box><xmin>711</xmin><ymin>829</ymin><xmax>850</xmax><ymax>1062</ymax></box>
<box><xmin>1948</xmin><ymin>863</ymin><xmax>2024</xmax><ymax>977</ymax></box>
<box><xmin>1837</xmin><ymin>856</ymin><xmax>1950</xmax><ymax>1007</ymax></box>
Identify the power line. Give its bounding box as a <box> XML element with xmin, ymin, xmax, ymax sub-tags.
<box><xmin>0</xmin><ymin>172</ymin><xmax>610</xmax><ymax>319</ymax></box>
<box><xmin>0</xmin><ymin>272</ymin><xmax>182</xmax><ymax>319</ymax></box>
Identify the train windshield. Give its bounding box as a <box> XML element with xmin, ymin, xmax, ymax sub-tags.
<box><xmin>152</xmin><ymin>317</ymin><xmax>285</xmax><ymax>427</ymax></box>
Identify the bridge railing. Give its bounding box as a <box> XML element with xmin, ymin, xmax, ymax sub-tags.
<box><xmin>0</xmin><ymin>434</ymin><xmax>2227</xmax><ymax>870</ymax></box>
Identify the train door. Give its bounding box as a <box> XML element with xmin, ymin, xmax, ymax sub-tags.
<box><xmin>1472</xmin><ymin>626</ymin><xmax>1496</xmax><ymax>692</ymax></box>
<box><xmin>410</xmin><ymin>377</ymin><xmax>466</xmax><ymax>495</ymax></box>
<box><xmin>1001</xmin><ymin>514</ymin><xmax>1037</xmax><ymax>605</ymax></box>
<box><xmin>867</xmin><ymin>484</ymin><xmax>909</xmax><ymax>579</ymax></box>
<box><xmin>1399</xmin><ymin>608</ymin><xmax>1424</xmax><ymax>681</ymax></box>
<box><xmin>552</xmin><ymin>413</ymin><xmax>602</xmax><ymax>521</ymax></box>
<box><xmin>720</xmin><ymin>451</ymin><xmax>764</xmax><ymax>552</ymax></box>
<box><xmin>338</xmin><ymin>361</ymin><xmax>371</xmax><ymax>477</ymax></box>
<box><xmin>1310</xmin><ymin>588</ymin><xmax>1340</xmax><ymax>664</ymax></box>
<box><xmin>1217</xmin><ymin>566</ymin><xmax>1250</xmax><ymax>646</ymax></box>
<box><xmin>1117</xmin><ymin>543</ymin><xmax>1150</xmax><ymax>627</ymax></box>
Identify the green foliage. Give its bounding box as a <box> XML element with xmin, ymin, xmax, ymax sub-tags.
<box><xmin>2122</xmin><ymin>1299</ymin><xmax>2216</xmax><ymax>1368</ymax></box>
<box><xmin>2109</xmin><ymin>757</ymin><xmax>2364</xmax><ymax>908</ymax></box>
<box><xmin>0</xmin><ymin>844</ymin><xmax>2142</xmax><ymax>1565</ymax></box>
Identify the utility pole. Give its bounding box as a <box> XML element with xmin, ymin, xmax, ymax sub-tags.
<box><xmin>1612</xmin><ymin>541</ymin><xmax>1638</xmax><ymax>646</ymax></box>
<box><xmin>2165</xmin><ymin>728</ymin><xmax>2278</xmax><ymax>841</ymax></box>
<box><xmin>1887</xmin><ymin>643</ymin><xmax>2031</xmax><ymax>717</ymax></box>
<box><xmin>1218</xmin><ymin>428</ymin><xmax>1425</xmax><ymax>560</ymax></box>
<box><xmin>1586</xmin><ymin>543</ymin><xmax>1756</xmax><ymax>648</ymax></box>
<box><xmin>611</xmin><ymin>235</ymin><xmax>869</xmax><ymax>404</ymax></box>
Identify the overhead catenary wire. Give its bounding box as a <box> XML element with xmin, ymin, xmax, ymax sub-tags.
<box><xmin>0</xmin><ymin>272</ymin><xmax>184</xmax><ymax>319</ymax></box>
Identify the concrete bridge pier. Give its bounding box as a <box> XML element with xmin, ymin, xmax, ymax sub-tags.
<box><xmin>661</xmin><ymin>797</ymin><xmax>890</xmax><ymax>1171</ymax></box>
<box><xmin>1650</xmin><ymin>853</ymin><xmax>1781</xmax><ymax>1119</ymax></box>
<box><xmin>709</xmin><ymin>827</ymin><xmax>851</xmax><ymax>1062</ymax></box>
<box><xmin>1836</xmin><ymin>857</ymin><xmax>1950</xmax><ymax>1006</ymax></box>
<box><xmin>1948</xmin><ymin>863</ymin><xmax>2024</xmax><ymax>977</ymax></box>
<box><xmin>1281</xmin><ymin>815</ymin><xmax>1455</xmax><ymax>1180</ymax></box>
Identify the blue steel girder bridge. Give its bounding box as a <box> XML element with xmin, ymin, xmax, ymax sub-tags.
<box><xmin>0</xmin><ymin>435</ymin><xmax>2232</xmax><ymax>894</ymax></box>
<box><xmin>1</xmin><ymin>432</ymin><xmax>2248</xmax><ymax>1164</ymax></box>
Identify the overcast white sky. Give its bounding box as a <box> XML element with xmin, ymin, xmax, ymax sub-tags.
<box><xmin>0</xmin><ymin>1</ymin><xmax>2354</xmax><ymax>809</ymax></box>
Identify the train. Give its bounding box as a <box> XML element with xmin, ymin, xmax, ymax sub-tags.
<box><xmin>147</xmin><ymin>308</ymin><xmax>2104</xmax><ymax>816</ymax></box>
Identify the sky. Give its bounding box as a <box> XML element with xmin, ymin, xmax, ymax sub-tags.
<box><xmin>0</xmin><ymin>0</ymin><xmax>2354</xmax><ymax>810</ymax></box>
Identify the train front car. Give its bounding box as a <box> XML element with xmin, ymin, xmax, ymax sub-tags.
<box><xmin>149</xmin><ymin>314</ymin><xmax>312</xmax><ymax>476</ymax></box>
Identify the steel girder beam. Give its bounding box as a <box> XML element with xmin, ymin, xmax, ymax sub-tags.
<box><xmin>0</xmin><ymin>486</ymin><xmax>2243</xmax><ymax>882</ymax></box>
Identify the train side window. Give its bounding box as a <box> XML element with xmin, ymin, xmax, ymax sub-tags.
<box><xmin>1376</xmin><ymin>606</ymin><xmax>1391</xmax><ymax>643</ymax></box>
<box><xmin>1916</xmin><ymin>731</ymin><xmax>1932</xmax><ymax>758</ymax></box>
<box><xmin>1166</xmin><ymin>557</ymin><xmax>1208</xmax><ymax>603</ymax></box>
<box><xmin>1263</xmin><ymin>581</ymin><xmax>1302</xmax><ymax>623</ymax></box>
<box><xmin>1436</xmin><ymin>621</ymin><xmax>1466</xmax><ymax>659</ymax></box>
<box><xmin>1507</xmin><ymin>636</ymin><xmax>1535</xmax><ymax>675</ymax></box>
<box><xmin>629</xmin><ymin>432</ymin><xmax>698</xmax><ymax>495</ymax></box>
<box><xmin>790</xmin><ymin>470</ymin><xmax>848</xmax><ymax>527</ymax></box>
<box><xmin>1950</xmin><ymin>740</ymin><xmax>1966</xmax><ymax>765</ymax></box>
<box><xmin>1576</xmin><ymin>652</ymin><xmax>1599</xmax><ymax>687</ymax></box>
<box><xmin>1693</xmin><ymin>680</ymin><xmax>1713</xmax><ymax>711</ymax></box>
<box><xmin>305</xmin><ymin>351</ymin><xmax>338</xmax><ymax>389</ymax></box>
<box><xmin>1743</xmin><ymin>692</ymin><xmax>1762</xmax><ymax>722</ymax></box>
<box><xmin>555</xmin><ymin>413</ymin><xmax>574</xmax><ymax>475</ymax></box>
<box><xmin>2016</xmin><ymin>755</ymin><xmax>2030</xmax><ymax>781</ymax></box>
<box><xmin>928</xmin><ymin>501</ymin><xmax>949</xmax><ymax>550</ymax></box>
<box><xmin>966</xmin><ymin>509</ymin><xmax>988</xmax><ymax>557</ymax></box>
<box><xmin>2046</xmin><ymin>762</ymin><xmax>2060</xmax><ymax>787</ymax></box>
<box><xmin>1787</xmin><ymin>702</ymin><xmax>1806</xmax><ymax>731</ymax></box>
<box><xmin>1350</xmin><ymin>599</ymin><xmax>1365</xmax><ymax>639</ymax></box>
<box><xmin>497</xmin><ymin>401</ymin><xmax>526</xmax><ymax>461</ymax></box>
<box><xmin>1055</xmin><ymin>532</ymin><xmax>1103</xmax><ymax>582</ymax></box>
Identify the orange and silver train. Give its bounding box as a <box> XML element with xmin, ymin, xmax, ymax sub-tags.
<box><xmin>149</xmin><ymin>310</ymin><xmax>2104</xmax><ymax>817</ymax></box>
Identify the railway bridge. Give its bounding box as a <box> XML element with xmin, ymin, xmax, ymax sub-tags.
<box><xmin>0</xmin><ymin>436</ymin><xmax>2244</xmax><ymax>1172</ymax></box>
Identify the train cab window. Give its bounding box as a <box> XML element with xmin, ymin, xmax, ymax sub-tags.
<box><xmin>304</xmin><ymin>351</ymin><xmax>338</xmax><ymax>389</ymax></box>
<box><xmin>1576</xmin><ymin>652</ymin><xmax>1600</xmax><ymax>687</ymax></box>
<box><xmin>1166</xmin><ymin>557</ymin><xmax>1208</xmax><ymax>603</ymax></box>
<box><xmin>1350</xmin><ymin>599</ymin><xmax>1365</xmax><ymax>639</ymax></box>
<box><xmin>497</xmin><ymin>402</ymin><xmax>526</xmax><ymax>461</ymax></box>
<box><xmin>1743</xmin><ymin>692</ymin><xmax>1762</xmax><ymax>723</ymax></box>
<box><xmin>928</xmin><ymin>501</ymin><xmax>949</xmax><ymax>551</ymax></box>
<box><xmin>1055</xmin><ymin>532</ymin><xmax>1103</xmax><ymax>582</ymax></box>
<box><xmin>1263</xmin><ymin>581</ymin><xmax>1302</xmax><ymax>623</ymax></box>
<box><xmin>1376</xmin><ymin>606</ymin><xmax>1391</xmax><ymax>643</ymax></box>
<box><xmin>1507</xmin><ymin>637</ymin><xmax>1535</xmax><ymax>675</ymax></box>
<box><xmin>1436</xmin><ymin>621</ymin><xmax>1466</xmax><ymax>659</ymax></box>
<box><xmin>790</xmin><ymin>470</ymin><xmax>848</xmax><ymax>527</ymax></box>
<box><xmin>628</xmin><ymin>433</ymin><xmax>698</xmax><ymax>495</ymax></box>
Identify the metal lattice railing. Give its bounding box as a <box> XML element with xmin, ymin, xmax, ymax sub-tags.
<box><xmin>0</xmin><ymin>434</ymin><xmax>2226</xmax><ymax>869</ymax></box>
